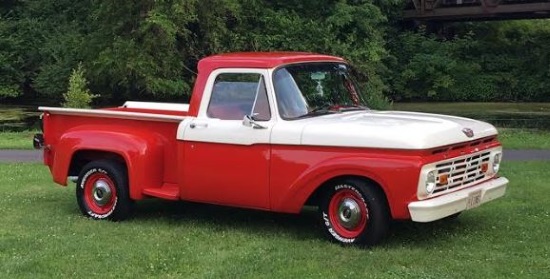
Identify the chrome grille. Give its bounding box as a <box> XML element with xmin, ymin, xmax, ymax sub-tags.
<box><xmin>433</xmin><ymin>151</ymin><xmax>491</xmax><ymax>194</ymax></box>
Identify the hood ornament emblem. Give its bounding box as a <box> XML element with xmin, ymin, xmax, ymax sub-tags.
<box><xmin>462</xmin><ymin>128</ymin><xmax>474</xmax><ymax>138</ymax></box>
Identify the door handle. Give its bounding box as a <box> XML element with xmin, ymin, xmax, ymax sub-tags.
<box><xmin>189</xmin><ymin>123</ymin><xmax>208</xmax><ymax>129</ymax></box>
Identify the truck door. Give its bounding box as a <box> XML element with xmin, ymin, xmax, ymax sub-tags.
<box><xmin>179</xmin><ymin>69</ymin><xmax>274</xmax><ymax>209</ymax></box>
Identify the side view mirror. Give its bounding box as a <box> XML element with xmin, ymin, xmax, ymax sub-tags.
<box><xmin>242</xmin><ymin>115</ymin><xmax>266</xmax><ymax>129</ymax></box>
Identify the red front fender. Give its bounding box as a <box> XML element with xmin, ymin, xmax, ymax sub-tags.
<box><xmin>270</xmin><ymin>155</ymin><xmax>421</xmax><ymax>219</ymax></box>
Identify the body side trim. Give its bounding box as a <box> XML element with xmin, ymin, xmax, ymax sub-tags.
<box><xmin>122</xmin><ymin>101</ymin><xmax>189</xmax><ymax>112</ymax></box>
<box><xmin>39</xmin><ymin>107</ymin><xmax>187</xmax><ymax>123</ymax></box>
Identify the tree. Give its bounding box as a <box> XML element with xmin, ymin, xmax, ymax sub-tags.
<box><xmin>63</xmin><ymin>63</ymin><xmax>97</xmax><ymax>108</ymax></box>
<box><xmin>0</xmin><ymin>18</ymin><xmax>22</xmax><ymax>99</ymax></box>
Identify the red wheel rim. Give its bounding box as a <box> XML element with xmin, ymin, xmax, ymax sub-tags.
<box><xmin>328</xmin><ymin>188</ymin><xmax>368</xmax><ymax>238</ymax></box>
<box><xmin>83</xmin><ymin>173</ymin><xmax>117</xmax><ymax>215</ymax></box>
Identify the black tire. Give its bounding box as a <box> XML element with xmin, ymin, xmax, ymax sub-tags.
<box><xmin>76</xmin><ymin>160</ymin><xmax>133</xmax><ymax>221</ymax></box>
<box><xmin>320</xmin><ymin>178</ymin><xmax>389</xmax><ymax>247</ymax></box>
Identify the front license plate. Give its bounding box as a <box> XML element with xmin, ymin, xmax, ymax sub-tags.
<box><xmin>466</xmin><ymin>190</ymin><xmax>483</xmax><ymax>209</ymax></box>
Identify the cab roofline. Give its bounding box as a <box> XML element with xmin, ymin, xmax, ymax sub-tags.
<box><xmin>198</xmin><ymin>52</ymin><xmax>346</xmax><ymax>73</ymax></box>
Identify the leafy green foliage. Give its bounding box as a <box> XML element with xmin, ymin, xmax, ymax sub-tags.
<box><xmin>63</xmin><ymin>64</ymin><xmax>97</xmax><ymax>108</ymax></box>
<box><xmin>388</xmin><ymin>30</ymin><xmax>478</xmax><ymax>101</ymax></box>
<box><xmin>387</xmin><ymin>20</ymin><xmax>550</xmax><ymax>102</ymax></box>
<box><xmin>0</xmin><ymin>16</ymin><xmax>25</xmax><ymax>99</ymax></box>
<box><xmin>84</xmin><ymin>0</ymin><xmax>196</xmax><ymax>101</ymax></box>
<box><xmin>1</xmin><ymin>1</ymin><xmax>550</xmax><ymax>106</ymax></box>
<box><xmin>0</xmin><ymin>0</ymin><xmax>392</xmax><ymax>107</ymax></box>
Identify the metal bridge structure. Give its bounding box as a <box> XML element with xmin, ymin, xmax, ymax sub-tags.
<box><xmin>403</xmin><ymin>0</ymin><xmax>550</xmax><ymax>21</ymax></box>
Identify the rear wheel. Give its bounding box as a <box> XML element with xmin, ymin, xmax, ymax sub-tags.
<box><xmin>76</xmin><ymin>160</ymin><xmax>133</xmax><ymax>221</ymax></box>
<box><xmin>320</xmin><ymin>178</ymin><xmax>389</xmax><ymax>247</ymax></box>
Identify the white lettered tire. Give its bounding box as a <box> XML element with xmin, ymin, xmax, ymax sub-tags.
<box><xmin>320</xmin><ymin>178</ymin><xmax>389</xmax><ymax>247</ymax></box>
<box><xmin>76</xmin><ymin>160</ymin><xmax>133</xmax><ymax>221</ymax></box>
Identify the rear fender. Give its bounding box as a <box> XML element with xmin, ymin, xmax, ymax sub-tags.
<box><xmin>52</xmin><ymin>128</ymin><xmax>164</xmax><ymax>200</ymax></box>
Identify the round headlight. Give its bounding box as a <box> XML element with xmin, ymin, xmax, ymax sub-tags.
<box><xmin>426</xmin><ymin>170</ymin><xmax>436</xmax><ymax>194</ymax></box>
<box><xmin>492</xmin><ymin>153</ymin><xmax>502</xmax><ymax>173</ymax></box>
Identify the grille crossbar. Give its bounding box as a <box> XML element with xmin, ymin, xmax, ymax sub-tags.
<box><xmin>434</xmin><ymin>151</ymin><xmax>491</xmax><ymax>193</ymax></box>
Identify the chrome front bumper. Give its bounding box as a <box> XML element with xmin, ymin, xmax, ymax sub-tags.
<box><xmin>408</xmin><ymin>177</ymin><xmax>508</xmax><ymax>222</ymax></box>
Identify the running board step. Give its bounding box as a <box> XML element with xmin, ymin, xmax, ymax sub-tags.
<box><xmin>143</xmin><ymin>184</ymin><xmax>179</xmax><ymax>200</ymax></box>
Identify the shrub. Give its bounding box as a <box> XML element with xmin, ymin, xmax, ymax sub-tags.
<box><xmin>63</xmin><ymin>63</ymin><xmax>98</xmax><ymax>108</ymax></box>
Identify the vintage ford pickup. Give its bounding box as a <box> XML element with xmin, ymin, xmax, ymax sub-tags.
<box><xmin>34</xmin><ymin>52</ymin><xmax>508</xmax><ymax>246</ymax></box>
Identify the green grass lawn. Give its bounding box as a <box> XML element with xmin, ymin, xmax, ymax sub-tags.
<box><xmin>0</xmin><ymin>130</ymin><xmax>38</xmax><ymax>150</ymax></box>
<box><xmin>498</xmin><ymin>128</ymin><xmax>550</xmax><ymax>149</ymax></box>
<box><xmin>0</xmin><ymin>162</ymin><xmax>548</xmax><ymax>278</ymax></box>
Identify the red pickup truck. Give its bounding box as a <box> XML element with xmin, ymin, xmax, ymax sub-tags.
<box><xmin>35</xmin><ymin>52</ymin><xmax>508</xmax><ymax>246</ymax></box>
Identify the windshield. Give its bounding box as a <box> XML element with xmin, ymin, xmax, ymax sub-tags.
<box><xmin>273</xmin><ymin>63</ymin><xmax>367</xmax><ymax>120</ymax></box>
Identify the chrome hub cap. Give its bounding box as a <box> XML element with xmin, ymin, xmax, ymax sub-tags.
<box><xmin>92</xmin><ymin>179</ymin><xmax>112</xmax><ymax>206</ymax></box>
<box><xmin>338</xmin><ymin>198</ymin><xmax>362</xmax><ymax>230</ymax></box>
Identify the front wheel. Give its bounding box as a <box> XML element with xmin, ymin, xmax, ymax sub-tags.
<box><xmin>76</xmin><ymin>160</ymin><xmax>133</xmax><ymax>221</ymax></box>
<box><xmin>320</xmin><ymin>178</ymin><xmax>389</xmax><ymax>247</ymax></box>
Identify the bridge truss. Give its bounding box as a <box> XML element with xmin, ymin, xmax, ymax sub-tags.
<box><xmin>403</xmin><ymin>0</ymin><xmax>550</xmax><ymax>21</ymax></box>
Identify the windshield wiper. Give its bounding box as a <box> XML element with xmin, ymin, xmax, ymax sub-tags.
<box><xmin>294</xmin><ymin>105</ymin><xmax>367</xmax><ymax>119</ymax></box>
<box><xmin>309</xmin><ymin>105</ymin><xmax>338</xmax><ymax>114</ymax></box>
<box><xmin>294</xmin><ymin>105</ymin><xmax>336</xmax><ymax>119</ymax></box>
<box><xmin>312</xmin><ymin>104</ymin><xmax>368</xmax><ymax>113</ymax></box>
<box><xmin>338</xmin><ymin>105</ymin><xmax>368</xmax><ymax>112</ymax></box>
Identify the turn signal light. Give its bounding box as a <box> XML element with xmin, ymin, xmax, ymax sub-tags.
<box><xmin>481</xmin><ymin>163</ymin><xmax>489</xmax><ymax>173</ymax></box>
<box><xmin>439</xmin><ymin>174</ymin><xmax>448</xmax><ymax>185</ymax></box>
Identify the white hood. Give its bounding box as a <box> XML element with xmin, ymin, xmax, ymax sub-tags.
<box><xmin>273</xmin><ymin>110</ymin><xmax>498</xmax><ymax>150</ymax></box>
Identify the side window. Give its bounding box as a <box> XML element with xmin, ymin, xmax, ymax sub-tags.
<box><xmin>207</xmin><ymin>73</ymin><xmax>271</xmax><ymax>121</ymax></box>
